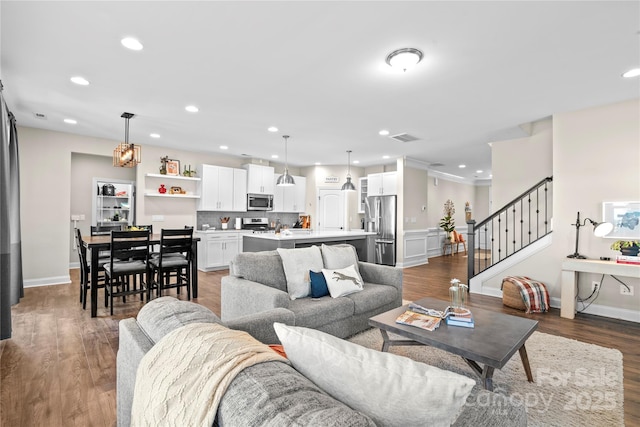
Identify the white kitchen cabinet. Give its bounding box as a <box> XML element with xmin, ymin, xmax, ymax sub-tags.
<box><xmin>243</xmin><ymin>164</ymin><xmax>275</xmax><ymax>194</ymax></box>
<box><xmin>233</xmin><ymin>168</ymin><xmax>247</xmax><ymax>211</ymax></box>
<box><xmin>273</xmin><ymin>175</ymin><xmax>306</xmax><ymax>212</ymax></box>
<box><xmin>358</xmin><ymin>177</ymin><xmax>368</xmax><ymax>213</ymax></box>
<box><xmin>198</xmin><ymin>165</ymin><xmax>246</xmax><ymax>211</ymax></box>
<box><xmin>367</xmin><ymin>172</ymin><xmax>397</xmax><ymax>196</ymax></box>
<box><xmin>196</xmin><ymin>232</ymin><xmax>240</xmax><ymax>271</ymax></box>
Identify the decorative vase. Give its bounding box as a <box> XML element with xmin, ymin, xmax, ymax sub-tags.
<box><xmin>449</xmin><ymin>279</ymin><xmax>468</xmax><ymax>310</ymax></box>
<box><xmin>221</xmin><ymin>223</ymin><xmax>228</xmax><ymax>230</ymax></box>
<box><xmin>158</xmin><ymin>184</ymin><xmax>167</xmax><ymax>194</ymax></box>
<box><xmin>620</xmin><ymin>246</ymin><xmax>639</xmax><ymax>256</ymax></box>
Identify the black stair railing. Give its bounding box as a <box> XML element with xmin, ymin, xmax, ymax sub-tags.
<box><xmin>467</xmin><ymin>177</ymin><xmax>553</xmax><ymax>280</ymax></box>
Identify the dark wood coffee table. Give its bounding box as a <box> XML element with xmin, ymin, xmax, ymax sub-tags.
<box><xmin>369</xmin><ymin>297</ymin><xmax>538</xmax><ymax>391</ymax></box>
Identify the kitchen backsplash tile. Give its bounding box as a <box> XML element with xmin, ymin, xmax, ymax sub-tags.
<box><xmin>197</xmin><ymin>211</ymin><xmax>301</xmax><ymax>230</ymax></box>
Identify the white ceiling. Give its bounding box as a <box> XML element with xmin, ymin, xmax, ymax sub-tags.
<box><xmin>1</xmin><ymin>1</ymin><xmax>638</xmax><ymax>181</ymax></box>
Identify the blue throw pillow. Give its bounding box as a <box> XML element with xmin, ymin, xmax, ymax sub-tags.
<box><xmin>309</xmin><ymin>270</ymin><xmax>329</xmax><ymax>298</ymax></box>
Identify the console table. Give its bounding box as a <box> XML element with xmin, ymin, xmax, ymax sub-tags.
<box><xmin>560</xmin><ymin>259</ymin><xmax>640</xmax><ymax>319</ymax></box>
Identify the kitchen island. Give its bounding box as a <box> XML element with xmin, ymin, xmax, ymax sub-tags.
<box><xmin>243</xmin><ymin>230</ymin><xmax>376</xmax><ymax>261</ymax></box>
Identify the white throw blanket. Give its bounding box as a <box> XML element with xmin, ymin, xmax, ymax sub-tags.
<box><xmin>131</xmin><ymin>322</ymin><xmax>288</xmax><ymax>427</ymax></box>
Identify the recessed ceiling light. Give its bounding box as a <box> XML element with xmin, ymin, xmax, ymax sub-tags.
<box><xmin>458</xmin><ymin>164</ymin><xmax>466</xmax><ymax>168</ymax></box>
<box><xmin>150</xmin><ymin>133</ymin><xmax>160</xmax><ymax>138</ymax></box>
<box><xmin>379</xmin><ymin>130</ymin><xmax>390</xmax><ymax>136</ymax></box>
<box><xmin>382</xmin><ymin>155</ymin><xmax>390</xmax><ymax>159</ymax></box>
<box><xmin>353</xmin><ymin>160</ymin><xmax>360</xmax><ymax>164</ymax></box>
<box><xmin>121</xmin><ymin>37</ymin><xmax>143</xmax><ymax>51</ymax></box>
<box><xmin>386</xmin><ymin>48</ymin><xmax>423</xmax><ymax>72</ymax></box>
<box><xmin>70</xmin><ymin>76</ymin><xmax>89</xmax><ymax>86</ymax></box>
<box><xmin>268</xmin><ymin>126</ymin><xmax>278</xmax><ymax>132</ymax></box>
<box><xmin>622</xmin><ymin>68</ymin><xmax>640</xmax><ymax>78</ymax></box>
<box><xmin>64</xmin><ymin>118</ymin><xmax>77</xmax><ymax>124</ymax></box>
<box><xmin>271</xmin><ymin>154</ymin><xmax>279</xmax><ymax>159</ymax></box>
<box><xmin>476</xmin><ymin>170</ymin><xmax>483</xmax><ymax>173</ymax></box>
<box><xmin>315</xmin><ymin>162</ymin><xmax>321</xmax><ymax>166</ymax></box>
<box><xmin>220</xmin><ymin>145</ymin><xmax>228</xmax><ymax>150</ymax></box>
<box><xmin>185</xmin><ymin>105</ymin><xmax>199</xmax><ymax>113</ymax></box>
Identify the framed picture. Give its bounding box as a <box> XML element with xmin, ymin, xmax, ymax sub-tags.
<box><xmin>166</xmin><ymin>159</ymin><xmax>180</xmax><ymax>176</ymax></box>
<box><xmin>602</xmin><ymin>201</ymin><xmax>640</xmax><ymax>239</ymax></box>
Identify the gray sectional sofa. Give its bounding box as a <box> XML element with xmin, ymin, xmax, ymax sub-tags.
<box><xmin>221</xmin><ymin>244</ymin><xmax>403</xmax><ymax>338</ymax></box>
<box><xmin>117</xmin><ymin>297</ymin><xmax>527</xmax><ymax>426</ymax></box>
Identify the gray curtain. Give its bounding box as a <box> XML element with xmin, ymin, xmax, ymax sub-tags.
<box><xmin>0</xmin><ymin>80</ymin><xmax>24</xmax><ymax>340</ymax></box>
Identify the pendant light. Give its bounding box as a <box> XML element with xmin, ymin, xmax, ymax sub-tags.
<box><xmin>341</xmin><ymin>150</ymin><xmax>357</xmax><ymax>192</ymax></box>
<box><xmin>113</xmin><ymin>112</ymin><xmax>141</xmax><ymax>167</ymax></box>
<box><xmin>276</xmin><ymin>135</ymin><xmax>295</xmax><ymax>186</ymax></box>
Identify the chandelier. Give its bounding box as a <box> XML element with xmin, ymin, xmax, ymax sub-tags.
<box><xmin>113</xmin><ymin>112</ymin><xmax>141</xmax><ymax>167</ymax></box>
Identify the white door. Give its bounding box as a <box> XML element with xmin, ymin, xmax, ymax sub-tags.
<box><xmin>317</xmin><ymin>189</ymin><xmax>345</xmax><ymax>231</ymax></box>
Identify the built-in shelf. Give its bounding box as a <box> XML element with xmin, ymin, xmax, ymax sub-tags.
<box><xmin>145</xmin><ymin>173</ymin><xmax>201</xmax><ymax>181</ymax></box>
<box><xmin>144</xmin><ymin>192</ymin><xmax>201</xmax><ymax>199</ymax></box>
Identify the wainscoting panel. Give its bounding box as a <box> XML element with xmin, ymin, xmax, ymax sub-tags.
<box><xmin>402</xmin><ymin>230</ymin><xmax>429</xmax><ymax>267</ymax></box>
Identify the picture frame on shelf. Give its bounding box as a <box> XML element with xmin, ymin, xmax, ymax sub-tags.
<box><xmin>602</xmin><ymin>201</ymin><xmax>640</xmax><ymax>239</ymax></box>
<box><xmin>166</xmin><ymin>159</ymin><xmax>180</xmax><ymax>176</ymax></box>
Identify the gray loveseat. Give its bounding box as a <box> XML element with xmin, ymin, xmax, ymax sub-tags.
<box><xmin>117</xmin><ymin>297</ymin><xmax>527</xmax><ymax>426</ymax></box>
<box><xmin>221</xmin><ymin>244</ymin><xmax>402</xmax><ymax>338</ymax></box>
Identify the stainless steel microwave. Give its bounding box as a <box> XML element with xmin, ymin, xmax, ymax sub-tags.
<box><xmin>247</xmin><ymin>193</ymin><xmax>273</xmax><ymax>211</ymax></box>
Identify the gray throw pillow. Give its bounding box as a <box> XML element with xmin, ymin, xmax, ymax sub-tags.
<box><xmin>321</xmin><ymin>244</ymin><xmax>360</xmax><ymax>273</ymax></box>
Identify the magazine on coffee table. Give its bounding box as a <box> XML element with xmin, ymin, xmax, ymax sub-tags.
<box><xmin>395</xmin><ymin>310</ymin><xmax>442</xmax><ymax>331</ymax></box>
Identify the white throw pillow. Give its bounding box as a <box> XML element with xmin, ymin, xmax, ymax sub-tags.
<box><xmin>322</xmin><ymin>264</ymin><xmax>364</xmax><ymax>298</ymax></box>
<box><xmin>277</xmin><ymin>246</ymin><xmax>323</xmax><ymax>300</ymax></box>
<box><xmin>273</xmin><ymin>323</ymin><xmax>475</xmax><ymax>427</ymax></box>
<box><xmin>321</xmin><ymin>244</ymin><xmax>360</xmax><ymax>273</ymax></box>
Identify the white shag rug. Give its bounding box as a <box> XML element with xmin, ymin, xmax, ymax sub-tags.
<box><xmin>348</xmin><ymin>329</ymin><xmax>624</xmax><ymax>427</ymax></box>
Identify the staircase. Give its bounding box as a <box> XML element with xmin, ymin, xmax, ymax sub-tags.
<box><xmin>466</xmin><ymin>177</ymin><xmax>553</xmax><ymax>287</ymax></box>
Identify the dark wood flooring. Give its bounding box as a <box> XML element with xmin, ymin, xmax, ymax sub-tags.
<box><xmin>1</xmin><ymin>254</ymin><xmax>638</xmax><ymax>426</ymax></box>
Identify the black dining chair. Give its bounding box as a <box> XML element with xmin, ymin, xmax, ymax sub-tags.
<box><xmin>103</xmin><ymin>230</ymin><xmax>151</xmax><ymax>315</ymax></box>
<box><xmin>149</xmin><ymin>228</ymin><xmax>194</xmax><ymax>299</ymax></box>
<box><xmin>75</xmin><ymin>228</ymin><xmax>108</xmax><ymax>310</ymax></box>
<box><xmin>91</xmin><ymin>224</ymin><xmax>124</xmax><ymax>235</ymax></box>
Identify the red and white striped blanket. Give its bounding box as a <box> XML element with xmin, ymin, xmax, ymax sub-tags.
<box><xmin>502</xmin><ymin>276</ymin><xmax>550</xmax><ymax>313</ymax></box>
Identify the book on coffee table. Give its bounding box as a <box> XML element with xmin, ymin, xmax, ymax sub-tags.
<box><xmin>446</xmin><ymin>315</ymin><xmax>475</xmax><ymax>328</ymax></box>
<box><xmin>395</xmin><ymin>310</ymin><xmax>442</xmax><ymax>331</ymax></box>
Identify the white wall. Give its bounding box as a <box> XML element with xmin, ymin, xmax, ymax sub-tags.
<box><xmin>483</xmin><ymin>99</ymin><xmax>640</xmax><ymax>317</ymax></box>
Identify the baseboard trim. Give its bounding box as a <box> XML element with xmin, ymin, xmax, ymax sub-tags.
<box><xmin>472</xmin><ymin>288</ymin><xmax>640</xmax><ymax>323</ymax></box>
<box><xmin>24</xmin><ymin>276</ymin><xmax>71</xmax><ymax>288</ymax></box>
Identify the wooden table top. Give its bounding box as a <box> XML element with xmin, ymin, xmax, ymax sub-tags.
<box><xmin>369</xmin><ymin>296</ymin><xmax>538</xmax><ymax>368</ymax></box>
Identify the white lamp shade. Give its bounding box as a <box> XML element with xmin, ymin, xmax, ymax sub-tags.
<box><xmin>593</xmin><ymin>222</ymin><xmax>613</xmax><ymax>237</ymax></box>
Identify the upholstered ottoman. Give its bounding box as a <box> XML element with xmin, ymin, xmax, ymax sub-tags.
<box><xmin>502</xmin><ymin>279</ymin><xmax>527</xmax><ymax>310</ymax></box>
<box><xmin>501</xmin><ymin>276</ymin><xmax>550</xmax><ymax>313</ymax></box>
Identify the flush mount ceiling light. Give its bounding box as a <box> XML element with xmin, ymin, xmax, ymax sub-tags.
<box><xmin>341</xmin><ymin>150</ymin><xmax>357</xmax><ymax>192</ymax></box>
<box><xmin>276</xmin><ymin>135</ymin><xmax>295</xmax><ymax>186</ymax></box>
<box><xmin>70</xmin><ymin>76</ymin><xmax>90</xmax><ymax>86</ymax></box>
<box><xmin>622</xmin><ymin>68</ymin><xmax>640</xmax><ymax>78</ymax></box>
<box><xmin>185</xmin><ymin>105</ymin><xmax>199</xmax><ymax>113</ymax></box>
<box><xmin>121</xmin><ymin>37</ymin><xmax>143</xmax><ymax>51</ymax></box>
<box><xmin>386</xmin><ymin>48</ymin><xmax>423</xmax><ymax>72</ymax></box>
<box><xmin>64</xmin><ymin>118</ymin><xmax>77</xmax><ymax>124</ymax></box>
<box><xmin>113</xmin><ymin>112</ymin><xmax>141</xmax><ymax>168</ymax></box>
<box><xmin>268</xmin><ymin>126</ymin><xmax>279</xmax><ymax>132</ymax></box>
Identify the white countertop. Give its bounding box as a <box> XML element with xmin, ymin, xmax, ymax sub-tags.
<box><xmin>194</xmin><ymin>229</ymin><xmax>254</xmax><ymax>234</ymax></box>
<box><xmin>244</xmin><ymin>230</ymin><xmax>375</xmax><ymax>241</ymax></box>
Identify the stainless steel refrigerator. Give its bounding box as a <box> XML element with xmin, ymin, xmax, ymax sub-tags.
<box><xmin>364</xmin><ymin>195</ymin><xmax>396</xmax><ymax>266</ymax></box>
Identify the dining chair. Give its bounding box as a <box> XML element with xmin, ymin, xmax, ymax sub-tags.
<box><xmin>75</xmin><ymin>228</ymin><xmax>108</xmax><ymax>310</ymax></box>
<box><xmin>103</xmin><ymin>230</ymin><xmax>151</xmax><ymax>315</ymax></box>
<box><xmin>148</xmin><ymin>228</ymin><xmax>194</xmax><ymax>300</ymax></box>
<box><xmin>91</xmin><ymin>224</ymin><xmax>125</xmax><ymax>235</ymax></box>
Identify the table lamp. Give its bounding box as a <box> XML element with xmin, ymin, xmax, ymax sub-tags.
<box><xmin>567</xmin><ymin>211</ymin><xmax>614</xmax><ymax>259</ymax></box>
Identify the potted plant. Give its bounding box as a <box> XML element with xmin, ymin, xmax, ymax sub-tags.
<box><xmin>610</xmin><ymin>240</ymin><xmax>640</xmax><ymax>256</ymax></box>
<box><xmin>439</xmin><ymin>199</ymin><xmax>456</xmax><ymax>240</ymax></box>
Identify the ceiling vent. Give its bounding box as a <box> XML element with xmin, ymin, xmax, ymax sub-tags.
<box><xmin>429</xmin><ymin>162</ymin><xmax>445</xmax><ymax>167</ymax></box>
<box><xmin>33</xmin><ymin>112</ymin><xmax>47</xmax><ymax>119</ymax></box>
<box><xmin>389</xmin><ymin>133</ymin><xmax>420</xmax><ymax>143</ymax></box>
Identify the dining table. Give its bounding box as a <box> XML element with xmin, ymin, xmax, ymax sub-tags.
<box><xmin>81</xmin><ymin>233</ymin><xmax>200</xmax><ymax>317</ymax></box>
